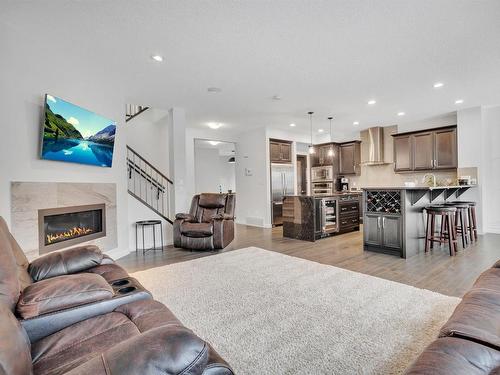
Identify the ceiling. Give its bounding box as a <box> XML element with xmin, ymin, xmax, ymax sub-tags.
<box><xmin>3</xmin><ymin>1</ymin><xmax>500</xmax><ymax>135</ymax></box>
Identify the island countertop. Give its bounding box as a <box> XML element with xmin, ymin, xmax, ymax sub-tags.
<box><xmin>361</xmin><ymin>185</ymin><xmax>477</xmax><ymax>190</ymax></box>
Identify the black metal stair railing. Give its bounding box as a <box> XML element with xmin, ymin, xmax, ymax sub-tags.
<box><xmin>126</xmin><ymin>104</ymin><xmax>149</xmax><ymax>122</ymax></box>
<box><xmin>126</xmin><ymin>145</ymin><xmax>174</xmax><ymax>224</ymax></box>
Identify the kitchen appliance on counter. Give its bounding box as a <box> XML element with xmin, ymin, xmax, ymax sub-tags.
<box><xmin>312</xmin><ymin>182</ymin><xmax>333</xmax><ymax>196</ymax></box>
<box><xmin>311</xmin><ymin>166</ymin><xmax>333</xmax><ymax>182</ymax></box>
<box><xmin>315</xmin><ymin>197</ymin><xmax>339</xmax><ymax>238</ymax></box>
<box><xmin>336</xmin><ymin>176</ymin><xmax>349</xmax><ymax>192</ymax></box>
<box><xmin>271</xmin><ymin>164</ymin><xmax>295</xmax><ymax>226</ymax></box>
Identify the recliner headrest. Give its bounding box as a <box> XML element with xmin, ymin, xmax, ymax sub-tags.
<box><xmin>198</xmin><ymin>193</ymin><xmax>226</xmax><ymax>209</ymax></box>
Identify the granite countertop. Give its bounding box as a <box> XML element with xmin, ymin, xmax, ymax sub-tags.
<box><xmin>285</xmin><ymin>191</ymin><xmax>362</xmax><ymax>198</ymax></box>
<box><xmin>361</xmin><ymin>185</ymin><xmax>477</xmax><ymax>191</ymax></box>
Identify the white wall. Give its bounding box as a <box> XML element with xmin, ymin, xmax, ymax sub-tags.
<box><xmin>0</xmin><ymin>19</ymin><xmax>129</xmax><ymax>258</ymax></box>
<box><xmin>457</xmin><ymin>106</ymin><xmax>500</xmax><ymax>234</ymax></box>
<box><xmin>481</xmin><ymin>106</ymin><xmax>500</xmax><ymax>233</ymax></box>
<box><xmin>234</xmin><ymin>127</ymin><xmax>270</xmax><ymax>227</ymax></box>
<box><xmin>194</xmin><ymin>147</ymin><xmax>235</xmax><ymax>194</ymax></box>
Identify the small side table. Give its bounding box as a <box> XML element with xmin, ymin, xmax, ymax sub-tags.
<box><xmin>135</xmin><ymin>220</ymin><xmax>164</xmax><ymax>254</ymax></box>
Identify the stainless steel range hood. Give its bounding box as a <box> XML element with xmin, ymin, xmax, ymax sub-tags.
<box><xmin>360</xmin><ymin>126</ymin><xmax>390</xmax><ymax>165</ymax></box>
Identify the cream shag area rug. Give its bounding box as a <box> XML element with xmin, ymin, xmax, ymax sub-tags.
<box><xmin>132</xmin><ymin>247</ymin><xmax>460</xmax><ymax>375</ymax></box>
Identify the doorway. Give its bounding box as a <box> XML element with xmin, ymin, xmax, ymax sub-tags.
<box><xmin>296</xmin><ymin>155</ymin><xmax>307</xmax><ymax>195</ymax></box>
<box><xmin>194</xmin><ymin>139</ymin><xmax>236</xmax><ymax>194</ymax></box>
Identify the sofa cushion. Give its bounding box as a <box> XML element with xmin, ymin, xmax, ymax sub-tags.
<box><xmin>0</xmin><ymin>304</ymin><xmax>33</xmax><ymax>375</ymax></box>
<box><xmin>198</xmin><ymin>193</ymin><xmax>226</xmax><ymax>209</ymax></box>
<box><xmin>29</xmin><ymin>245</ymin><xmax>103</xmax><ymax>281</ymax></box>
<box><xmin>31</xmin><ymin>299</ymin><xmax>212</xmax><ymax>375</ymax></box>
<box><xmin>85</xmin><ymin>263</ymin><xmax>129</xmax><ymax>282</ymax></box>
<box><xmin>439</xmin><ymin>286</ymin><xmax>500</xmax><ymax>350</ymax></box>
<box><xmin>405</xmin><ymin>337</ymin><xmax>500</xmax><ymax>375</ymax></box>
<box><xmin>16</xmin><ymin>273</ymin><xmax>114</xmax><ymax>319</ymax></box>
<box><xmin>32</xmin><ymin>311</ymin><xmax>139</xmax><ymax>375</ymax></box>
<box><xmin>181</xmin><ymin>222</ymin><xmax>213</xmax><ymax>238</ymax></box>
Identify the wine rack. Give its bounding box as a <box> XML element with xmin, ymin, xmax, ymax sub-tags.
<box><xmin>366</xmin><ymin>191</ymin><xmax>402</xmax><ymax>214</ymax></box>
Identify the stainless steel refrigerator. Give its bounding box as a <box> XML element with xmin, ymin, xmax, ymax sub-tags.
<box><xmin>271</xmin><ymin>164</ymin><xmax>295</xmax><ymax>226</ymax></box>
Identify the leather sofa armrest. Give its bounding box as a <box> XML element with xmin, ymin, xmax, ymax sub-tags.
<box><xmin>175</xmin><ymin>213</ymin><xmax>195</xmax><ymax>221</ymax></box>
<box><xmin>28</xmin><ymin>245</ymin><xmax>104</xmax><ymax>281</ymax></box>
<box><xmin>64</xmin><ymin>326</ymin><xmax>229</xmax><ymax>375</ymax></box>
<box><xmin>16</xmin><ymin>273</ymin><xmax>113</xmax><ymax>319</ymax></box>
<box><xmin>212</xmin><ymin>213</ymin><xmax>234</xmax><ymax>221</ymax></box>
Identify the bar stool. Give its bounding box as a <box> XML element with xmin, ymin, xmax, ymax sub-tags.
<box><xmin>444</xmin><ymin>202</ymin><xmax>469</xmax><ymax>248</ymax></box>
<box><xmin>451</xmin><ymin>201</ymin><xmax>478</xmax><ymax>242</ymax></box>
<box><xmin>424</xmin><ymin>205</ymin><xmax>457</xmax><ymax>256</ymax></box>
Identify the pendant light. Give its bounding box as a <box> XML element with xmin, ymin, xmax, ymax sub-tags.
<box><xmin>308</xmin><ymin>111</ymin><xmax>315</xmax><ymax>154</ymax></box>
<box><xmin>327</xmin><ymin>116</ymin><xmax>334</xmax><ymax>157</ymax></box>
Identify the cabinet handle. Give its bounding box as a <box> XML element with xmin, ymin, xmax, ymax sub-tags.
<box><xmin>382</xmin><ymin>217</ymin><xmax>386</xmax><ymax>228</ymax></box>
<box><xmin>431</xmin><ymin>159</ymin><xmax>434</xmax><ymax>168</ymax></box>
<box><xmin>377</xmin><ymin>217</ymin><xmax>381</xmax><ymax>229</ymax></box>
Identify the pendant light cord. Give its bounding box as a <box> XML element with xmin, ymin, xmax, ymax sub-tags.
<box><xmin>308</xmin><ymin>111</ymin><xmax>314</xmax><ymax>146</ymax></box>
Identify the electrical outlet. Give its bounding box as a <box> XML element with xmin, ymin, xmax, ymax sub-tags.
<box><xmin>245</xmin><ymin>168</ymin><xmax>253</xmax><ymax>176</ymax></box>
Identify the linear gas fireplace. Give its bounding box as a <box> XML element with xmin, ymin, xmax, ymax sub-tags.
<box><xmin>38</xmin><ymin>204</ymin><xmax>106</xmax><ymax>254</ymax></box>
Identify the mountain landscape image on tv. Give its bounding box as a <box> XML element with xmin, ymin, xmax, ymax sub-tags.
<box><xmin>41</xmin><ymin>94</ymin><xmax>116</xmax><ymax>167</ymax></box>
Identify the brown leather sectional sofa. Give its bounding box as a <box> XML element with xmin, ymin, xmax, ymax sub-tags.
<box><xmin>0</xmin><ymin>217</ymin><xmax>234</xmax><ymax>375</ymax></box>
<box><xmin>405</xmin><ymin>260</ymin><xmax>500</xmax><ymax>374</ymax></box>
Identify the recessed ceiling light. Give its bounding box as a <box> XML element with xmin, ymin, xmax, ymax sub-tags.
<box><xmin>397</xmin><ymin>112</ymin><xmax>406</xmax><ymax>116</ymax></box>
<box><xmin>455</xmin><ymin>99</ymin><xmax>464</xmax><ymax>104</ymax></box>
<box><xmin>207</xmin><ymin>122</ymin><xmax>222</xmax><ymax>129</ymax></box>
<box><xmin>353</xmin><ymin>121</ymin><xmax>359</xmax><ymax>126</ymax></box>
<box><xmin>151</xmin><ymin>55</ymin><xmax>163</xmax><ymax>62</ymax></box>
<box><xmin>272</xmin><ymin>95</ymin><xmax>282</xmax><ymax>101</ymax></box>
<box><xmin>318</xmin><ymin>129</ymin><xmax>324</xmax><ymax>133</ymax></box>
<box><xmin>367</xmin><ymin>100</ymin><xmax>376</xmax><ymax>105</ymax></box>
<box><xmin>433</xmin><ymin>82</ymin><xmax>444</xmax><ymax>88</ymax></box>
<box><xmin>208</xmin><ymin>141</ymin><xmax>220</xmax><ymax>146</ymax></box>
<box><xmin>207</xmin><ymin>87</ymin><xmax>222</xmax><ymax>93</ymax></box>
<box><xmin>289</xmin><ymin>123</ymin><xmax>296</xmax><ymax>127</ymax></box>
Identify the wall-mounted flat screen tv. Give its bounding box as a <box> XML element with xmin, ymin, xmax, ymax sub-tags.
<box><xmin>41</xmin><ymin>94</ymin><xmax>116</xmax><ymax>167</ymax></box>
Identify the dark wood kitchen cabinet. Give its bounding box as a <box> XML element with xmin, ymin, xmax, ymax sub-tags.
<box><xmin>270</xmin><ymin>139</ymin><xmax>292</xmax><ymax>163</ymax></box>
<box><xmin>339</xmin><ymin>142</ymin><xmax>361</xmax><ymax>175</ymax></box>
<box><xmin>413</xmin><ymin>131</ymin><xmax>434</xmax><ymax>170</ymax></box>
<box><xmin>392</xmin><ymin>126</ymin><xmax>457</xmax><ymax>172</ymax></box>
<box><xmin>363</xmin><ymin>213</ymin><xmax>403</xmax><ymax>252</ymax></box>
<box><xmin>310</xmin><ymin>143</ymin><xmax>337</xmax><ymax>167</ymax></box>
<box><xmin>393</xmin><ymin>135</ymin><xmax>412</xmax><ymax>172</ymax></box>
<box><xmin>434</xmin><ymin>127</ymin><xmax>457</xmax><ymax>169</ymax></box>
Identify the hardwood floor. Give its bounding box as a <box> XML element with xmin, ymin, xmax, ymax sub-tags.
<box><xmin>118</xmin><ymin>224</ymin><xmax>500</xmax><ymax>298</ymax></box>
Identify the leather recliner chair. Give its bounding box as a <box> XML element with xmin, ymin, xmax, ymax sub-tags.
<box><xmin>174</xmin><ymin>193</ymin><xmax>235</xmax><ymax>250</ymax></box>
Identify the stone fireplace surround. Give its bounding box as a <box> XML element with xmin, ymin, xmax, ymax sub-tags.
<box><xmin>11</xmin><ymin>182</ymin><xmax>117</xmax><ymax>260</ymax></box>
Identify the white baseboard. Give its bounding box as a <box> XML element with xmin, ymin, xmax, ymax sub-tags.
<box><xmin>485</xmin><ymin>226</ymin><xmax>500</xmax><ymax>234</ymax></box>
<box><xmin>104</xmin><ymin>247</ymin><xmax>131</xmax><ymax>260</ymax></box>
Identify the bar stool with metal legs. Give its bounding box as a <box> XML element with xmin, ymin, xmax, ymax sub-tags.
<box><xmin>444</xmin><ymin>202</ymin><xmax>470</xmax><ymax>249</ymax></box>
<box><xmin>452</xmin><ymin>201</ymin><xmax>478</xmax><ymax>242</ymax></box>
<box><xmin>424</xmin><ymin>205</ymin><xmax>457</xmax><ymax>256</ymax></box>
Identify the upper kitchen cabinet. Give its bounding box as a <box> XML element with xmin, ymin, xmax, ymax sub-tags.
<box><xmin>434</xmin><ymin>127</ymin><xmax>457</xmax><ymax>169</ymax></box>
<box><xmin>413</xmin><ymin>131</ymin><xmax>434</xmax><ymax>170</ymax></box>
<box><xmin>270</xmin><ymin>139</ymin><xmax>292</xmax><ymax>163</ymax></box>
<box><xmin>393</xmin><ymin>134</ymin><xmax>412</xmax><ymax>172</ymax></box>
<box><xmin>339</xmin><ymin>141</ymin><xmax>361</xmax><ymax>175</ymax></box>
<box><xmin>310</xmin><ymin>143</ymin><xmax>338</xmax><ymax>167</ymax></box>
<box><xmin>392</xmin><ymin>126</ymin><xmax>457</xmax><ymax>172</ymax></box>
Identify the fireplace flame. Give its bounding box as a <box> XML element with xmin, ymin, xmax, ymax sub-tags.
<box><xmin>46</xmin><ymin>226</ymin><xmax>94</xmax><ymax>244</ymax></box>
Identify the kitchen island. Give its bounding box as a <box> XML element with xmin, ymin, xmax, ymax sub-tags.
<box><xmin>362</xmin><ymin>185</ymin><xmax>476</xmax><ymax>258</ymax></box>
<box><xmin>282</xmin><ymin>192</ymin><xmax>361</xmax><ymax>242</ymax></box>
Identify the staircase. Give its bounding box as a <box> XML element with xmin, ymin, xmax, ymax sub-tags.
<box><xmin>126</xmin><ymin>104</ymin><xmax>149</xmax><ymax>122</ymax></box>
<box><xmin>126</xmin><ymin>146</ymin><xmax>174</xmax><ymax>224</ymax></box>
